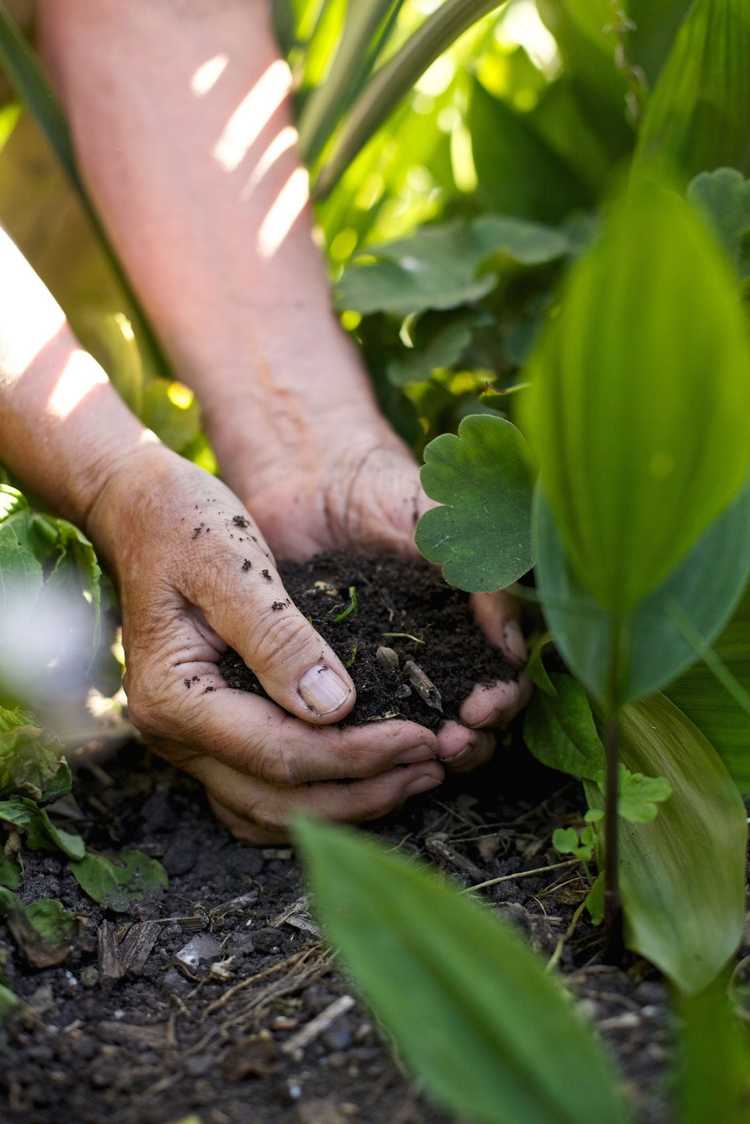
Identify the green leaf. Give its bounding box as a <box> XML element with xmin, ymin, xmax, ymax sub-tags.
<box><xmin>688</xmin><ymin>167</ymin><xmax>750</xmax><ymax>277</ymax></box>
<box><xmin>25</xmin><ymin>897</ymin><xmax>76</xmax><ymax>946</ymax></box>
<box><xmin>608</xmin><ymin>695</ymin><xmax>746</xmax><ymax>993</ymax></box>
<box><xmin>0</xmin><ymin>705</ymin><xmax>69</xmax><ymax>801</ymax></box>
<box><xmin>617</xmin><ymin>769</ymin><xmax>672</xmax><ymax>824</ymax></box>
<box><xmin>525</xmin><ymin>632</ymin><xmax>556</xmax><ymax>696</ymax></box>
<box><xmin>522</xmin><ymin>179</ymin><xmax>750</xmax><ymax>619</ymax></box>
<box><xmin>337</xmin><ymin>215</ymin><xmax>571</xmax><ymax>316</ymax></box>
<box><xmin>636</xmin><ymin>0</ymin><xmax>750</xmax><ymax>182</ymax></box>
<box><xmin>667</xmin><ymin>588</ymin><xmax>750</xmax><ymax>792</ymax></box>
<box><xmin>70</xmin><ymin>851</ymin><xmax>168</xmax><ymax>913</ymax></box>
<box><xmin>0</xmin><ymin>851</ymin><xmax>20</xmax><ymax>889</ymax></box>
<box><xmin>141</xmin><ymin>379</ymin><xmax>202</xmax><ymax>454</ymax></box>
<box><xmin>0</xmin><ymin>888</ymin><xmax>74</xmax><ymax>967</ymax></box>
<box><xmin>676</xmin><ymin>971</ymin><xmax>750</xmax><ymax>1124</ymax></box>
<box><xmin>0</xmin><ymin>797</ymin><xmax>85</xmax><ymax>860</ymax></box>
<box><xmin>534</xmin><ymin>483</ymin><xmax>750</xmax><ymax>704</ymax></box>
<box><xmin>468</xmin><ymin>80</ymin><xmax>593</xmax><ymax>223</ymax></box>
<box><xmin>296</xmin><ymin>817</ymin><xmax>631</xmax><ymax>1124</ymax></box>
<box><xmin>524</xmin><ymin>674</ymin><xmax>603</xmax><ymax>782</ymax></box>
<box><xmin>387</xmin><ymin>316</ymin><xmax>476</xmax><ymax>387</ymax></box>
<box><xmin>552</xmin><ymin>826</ymin><xmax>594</xmax><ymax>862</ymax></box>
<box><xmin>314</xmin><ymin>0</ymin><xmax>506</xmax><ymax>198</ymax></box>
<box><xmin>0</xmin><ymin>983</ymin><xmax>18</xmax><ymax>1022</ymax></box>
<box><xmin>416</xmin><ymin>415</ymin><xmax>533</xmax><ymax>592</ymax></box>
<box><xmin>627</xmin><ymin>0</ymin><xmax>694</xmax><ymax>84</ymax></box>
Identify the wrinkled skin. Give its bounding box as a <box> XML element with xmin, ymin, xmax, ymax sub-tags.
<box><xmin>88</xmin><ymin>439</ymin><xmax>530</xmax><ymax>843</ymax></box>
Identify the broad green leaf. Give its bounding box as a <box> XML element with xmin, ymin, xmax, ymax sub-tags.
<box><xmin>524</xmin><ymin>674</ymin><xmax>603</xmax><ymax>781</ymax></box>
<box><xmin>627</xmin><ymin>0</ymin><xmax>694</xmax><ymax>83</ymax></box>
<box><xmin>667</xmin><ymin>588</ymin><xmax>750</xmax><ymax>792</ymax></box>
<box><xmin>0</xmin><ymin>704</ymin><xmax>68</xmax><ymax>801</ymax></box>
<box><xmin>0</xmin><ymin>851</ymin><xmax>20</xmax><ymax>889</ymax></box>
<box><xmin>0</xmin><ymin>887</ymin><xmax>74</xmax><ymax>967</ymax></box>
<box><xmin>688</xmin><ymin>167</ymin><xmax>750</xmax><ymax>277</ymax></box>
<box><xmin>416</xmin><ymin>415</ymin><xmax>533</xmax><ymax>592</ymax></box>
<box><xmin>613</xmin><ymin>695</ymin><xmax>746</xmax><ymax>993</ymax></box>
<box><xmin>469</xmin><ymin>80</ymin><xmax>592</xmax><ymax>223</ymax></box>
<box><xmin>0</xmin><ymin>797</ymin><xmax>85</xmax><ymax>860</ymax></box>
<box><xmin>534</xmin><ymin>483</ymin><xmax>750</xmax><ymax>704</ymax></box>
<box><xmin>314</xmin><ymin>0</ymin><xmax>505</xmax><ymax>197</ymax></box>
<box><xmin>522</xmin><ymin>180</ymin><xmax>750</xmax><ymax>619</ymax></box>
<box><xmin>70</xmin><ymin>851</ymin><xmax>168</xmax><ymax>913</ymax></box>
<box><xmin>25</xmin><ymin>897</ymin><xmax>76</xmax><ymax>945</ymax></box>
<box><xmin>387</xmin><ymin>316</ymin><xmax>476</xmax><ymax>387</ymax></box>
<box><xmin>617</xmin><ymin>769</ymin><xmax>672</xmax><ymax>824</ymax></box>
<box><xmin>525</xmin><ymin>632</ymin><xmax>556</xmax><ymax>696</ymax></box>
<box><xmin>296</xmin><ymin>817</ymin><xmax>631</xmax><ymax>1124</ymax></box>
<box><xmin>335</xmin><ymin>215</ymin><xmax>569</xmax><ymax>316</ymax></box>
<box><xmin>636</xmin><ymin>0</ymin><xmax>750</xmax><ymax>182</ymax></box>
<box><xmin>676</xmin><ymin>971</ymin><xmax>750</xmax><ymax>1124</ymax></box>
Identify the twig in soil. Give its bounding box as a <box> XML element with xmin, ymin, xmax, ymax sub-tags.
<box><xmin>204</xmin><ymin>947</ymin><xmax>319</xmax><ymax>1018</ymax></box>
<box><xmin>404</xmin><ymin>660</ymin><xmax>443</xmax><ymax>712</ymax></box>
<box><xmin>282</xmin><ymin>994</ymin><xmax>355</xmax><ymax>1057</ymax></box>
<box><xmin>547</xmin><ymin>897</ymin><xmax>588</xmax><ymax>973</ymax></box>
<box><xmin>425</xmin><ymin>835</ymin><xmax>485</xmax><ymax>882</ymax></box>
<box><xmin>461</xmin><ymin>858</ymin><xmax>580</xmax><ymax>894</ymax></box>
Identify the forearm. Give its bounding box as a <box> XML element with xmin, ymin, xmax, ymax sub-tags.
<box><xmin>38</xmin><ymin>0</ymin><xmax>389</xmax><ymax>499</ymax></box>
<box><xmin>0</xmin><ymin>226</ymin><xmax>155</xmax><ymax>536</ymax></box>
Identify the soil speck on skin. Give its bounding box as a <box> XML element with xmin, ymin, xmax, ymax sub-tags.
<box><xmin>261</xmin><ymin>569</ymin><xmax>272</xmax><ymax>582</ymax></box>
<box><xmin>219</xmin><ymin>552</ymin><xmax>515</xmax><ymax>729</ymax></box>
<box><xmin>242</xmin><ymin>559</ymin><xmax>252</xmax><ymax>572</ymax></box>
<box><xmin>232</xmin><ymin>515</ymin><xmax>249</xmax><ymax>529</ymax></box>
<box><xmin>192</xmin><ymin>525</ymin><xmax>203</xmax><ymax>539</ymax></box>
<box><xmin>271</xmin><ymin>601</ymin><xmax>285</xmax><ymax>611</ymax></box>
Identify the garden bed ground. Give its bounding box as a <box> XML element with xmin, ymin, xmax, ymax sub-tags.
<box><xmin>0</xmin><ymin>552</ymin><xmax>712</xmax><ymax>1124</ymax></box>
<box><xmin>0</xmin><ymin>742</ymin><xmax>684</xmax><ymax>1124</ymax></box>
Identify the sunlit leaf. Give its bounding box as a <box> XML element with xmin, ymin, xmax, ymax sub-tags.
<box><xmin>522</xmin><ymin>180</ymin><xmax>750</xmax><ymax>620</ymax></box>
<box><xmin>416</xmin><ymin>415</ymin><xmax>533</xmax><ymax>592</ymax></box>
<box><xmin>296</xmin><ymin>817</ymin><xmax>631</xmax><ymax>1124</ymax></box>
<box><xmin>636</xmin><ymin>0</ymin><xmax>750</xmax><ymax>181</ymax></box>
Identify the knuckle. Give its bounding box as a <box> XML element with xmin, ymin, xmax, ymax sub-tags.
<box><xmin>252</xmin><ymin>609</ymin><xmax>317</xmax><ymax>671</ymax></box>
<box><xmin>253</xmin><ymin>725</ymin><xmax>299</xmax><ymax>787</ymax></box>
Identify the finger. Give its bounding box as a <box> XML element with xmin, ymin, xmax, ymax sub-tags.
<box><xmin>471</xmin><ymin>590</ymin><xmax>527</xmax><ymax>668</ymax></box>
<box><xmin>170</xmin><ymin>751</ymin><xmax>445</xmax><ymax>842</ymax></box>
<box><xmin>436</xmin><ymin>722</ymin><xmax>496</xmax><ymax>773</ymax></box>
<box><xmin>151</xmin><ymin>686</ymin><xmax>439</xmax><ymax>786</ymax></box>
<box><xmin>183</xmin><ymin>519</ymin><xmax>356</xmax><ymax>725</ymax></box>
<box><xmin>459</xmin><ymin>674</ymin><xmax>533</xmax><ymax>729</ymax></box>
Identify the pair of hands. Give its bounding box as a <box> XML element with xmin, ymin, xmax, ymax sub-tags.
<box><xmin>88</xmin><ymin>432</ymin><xmax>530</xmax><ymax>843</ymax></box>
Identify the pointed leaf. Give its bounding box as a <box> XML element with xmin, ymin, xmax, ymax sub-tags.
<box><xmin>522</xmin><ymin>180</ymin><xmax>750</xmax><ymax>618</ymax></box>
<box><xmin>636</xmin><ymin>0</ymin><xmax>750</xmax><ymax>181</ymax></box>
<box><xmin>534</xmin><ymin>483</ymin><xmax>750</xmax><ymax>704</ymax></box>
<box><xmin>610</xmin><ymin>696</ymin><xmax>746</xmax><ymax>993</ymax></box>
<box><xmin>296</xmin><ymin>817</ymin><xmax>631</xmax><ymax>1124</ymax></box>
<box><xmin>416</xmin><ymin>415</ymin><xmax>533</xmax><ymax>592</ymax></box>
<box><xmin>524</xmin><ymin>674</ymin><xmax>603</xmax><ymax>781</ymax></box>
<box><xmin>667</xmin><ymin>588</ymin><xmax>750</xmax><ymax>792</ymax></box>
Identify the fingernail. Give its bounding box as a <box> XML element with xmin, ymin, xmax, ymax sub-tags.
<box><xmin>396</xmin><ymin>743</ymin><xmax>437</xmax><ymax>766</ymax></box>
<box><xmin>298</xmin><ymin>664</ymin><xmax>351</xmax><ymax>715</ymax></box>
<box><xmin>405</xmin><ymin>772</ymin><xmax>442</xmax><ymax>798</ymax></box>
<box><xmin>503</xmin><ymin>621</ymin><xmax>527</xmax><ymax>667</ymax></box>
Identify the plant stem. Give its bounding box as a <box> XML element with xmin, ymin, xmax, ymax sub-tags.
<box><xmin>603</xmin><ymin>715</ymin><xmax>621</xmax><ymax>937</ymax></box>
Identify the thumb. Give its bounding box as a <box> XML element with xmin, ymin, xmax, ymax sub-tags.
<box><xmin>187</xmin><ymin>548</ymin><xmax>355</xmax><ymax>724</ymax></box>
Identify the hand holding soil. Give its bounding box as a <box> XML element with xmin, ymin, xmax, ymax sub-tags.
<box><xmin>85</xmin><ymin>444</ymin><xmax>447</xmax><ymax>842</ymax></box>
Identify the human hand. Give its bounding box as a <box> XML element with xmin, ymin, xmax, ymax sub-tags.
<box><xmin>86</xmin><ymin>445</ymin><xmax>443</xmax><ymax>842</ymax></box>
<box><xmin>236</xmin><ymin>418</ymin><xmax>533</xmax><ymax>774</ymax></box>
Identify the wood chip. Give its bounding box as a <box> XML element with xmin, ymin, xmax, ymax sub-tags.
<box><xmin>98</xmin><ymin>920</ymin><xmax>161</xmax><ymax>980</ymax></box>
<box><xmin>99</xmin><ymin>1020</ymin><xmax>169</xmax><ymax>1049</ymax></box>
<box><xmin>403</xmin><ymin>660</ymin><xmax>443</xmax><ymax>712</ymax></box>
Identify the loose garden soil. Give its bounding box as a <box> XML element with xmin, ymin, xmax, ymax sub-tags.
<box><xmin>0</xmin><ymin>552</ymin><xmax>719</xmax><ymax>1124</ymax></box>
<box><xmin>218</xmin><ymin>552</ymin><xmax>515</xmax><ymax>728</ymax></box>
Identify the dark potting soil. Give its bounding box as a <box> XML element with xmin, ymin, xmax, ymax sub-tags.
<box><xmin>218</xmin><ymin>552</ymin><xmax>515</xmax><ymax>728</ymax></box>
<box><xmin>0</xmin><ymin>741</ymin><xmax>682</xmax><ymax>1124</ymax></box>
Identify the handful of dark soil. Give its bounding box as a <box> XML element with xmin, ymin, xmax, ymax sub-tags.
<box><xmin>218</xmin><ymin>552</ymin><xmax>515</xmax><ymax>729</ymax></box>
